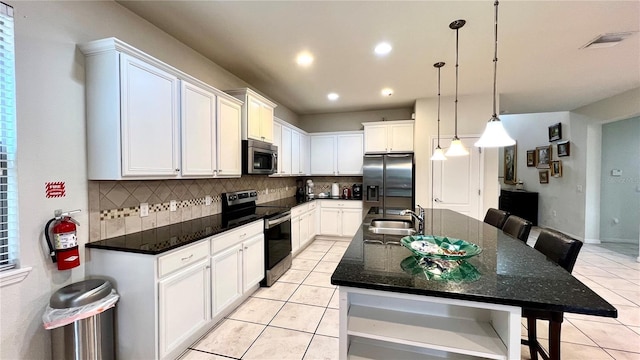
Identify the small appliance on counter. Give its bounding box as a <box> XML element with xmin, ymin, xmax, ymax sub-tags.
<box><xmin>306</xmin><ymin>179</ymin><xmax>315</xmax><ymax>199</ymax></box>
<box><xmin>352</xmin><ymin>184</ymin><xmax>362</xmax><ymax>200</ymax></box>
<box><xmin>331</xmin><ymin>183</ymin><xmax>340</xmax><ymax>197</ymax></box>
<box><xmin>342</xmin><ymin>186</ymin><xmax>351</xmax><ymax>199</ymax></box>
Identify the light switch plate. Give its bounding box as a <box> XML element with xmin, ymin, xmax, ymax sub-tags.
<box><xmin>170</xmin><ymin>200</ymin><xmax>177</xmax><ymax>212</ymax></box>
<box><xmin>205</xmin><ymin>195</ymin><xmax>212</xmax><ymax>206</ymax></box>
<box><xmin>140</xmin><ymin>203</ymin><xmax>149</xmax><ymax>217</ymax></box>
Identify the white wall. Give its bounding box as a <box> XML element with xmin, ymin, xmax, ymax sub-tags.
<box><xmin>500</xmin><ymin>112</ymin><xmax>588</xmax><ymax>238</ymax></box>
<box><xmin>414</xmin><ymin>94</ymin><xmax>499</xmax><ymax>214</ymax></box>
<box><xmin>299</xmin><ymin>107</ymin><xmax>413</xmax><ymax>132</ymax></box>
<box><xmin>0</xmin><ymin>1</ymin><xmax>296</xmax><ymax>358</ymax></box>
<box><xmin>599</xmin><ymin>117</ymin><xmax>640</xmax><ymax>243</ymax></box>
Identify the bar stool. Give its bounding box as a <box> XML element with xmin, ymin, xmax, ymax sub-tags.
<box><xmin>501</xmin><ymin>215</ymin><xmax>532</xmax><ymax>243</ymax></box>
<box><xmin>483</xmin><ymin>208</ymin><xmax>510</xmax><ymax>229</ymax></box>
<box><xmin>522</xmin><ymin>228</ymin><xmax>584</xmax><ymax>360</ymax></box>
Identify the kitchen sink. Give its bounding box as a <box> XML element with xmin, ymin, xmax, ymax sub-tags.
<box><xmin>368</xmin><ymin>219</ymin><xmax>416</xmax><ymax>236</ymax></box>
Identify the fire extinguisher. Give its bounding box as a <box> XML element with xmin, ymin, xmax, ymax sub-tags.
<box><xmin>44</xmin><ymin>209</ymin><xmax>81</xmax><ymax>271</ymax></box>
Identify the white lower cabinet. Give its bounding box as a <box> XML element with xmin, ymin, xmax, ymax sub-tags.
<box><xmin>85</xmin><ymin>220</ymin><xmax>264</xmax><ymax>360</ymax></box>
<box><xmin>291</xmin><ymin>202</ymin><xmax>317</xmax><ymax>255</ymax></box>
<box><xmin>211</xmin><ymin>244</ymin><xmax>242</xmax><ymax>316</ymax></box>
<box><xmin>158</xmin><ymin>258</ymin><xmax>210</xmax><ymax>359</ymax></box>
<box><xmin>318</xmin><ymin>200</ymin><xmax>362</xmax><ymax>238</ymax></box>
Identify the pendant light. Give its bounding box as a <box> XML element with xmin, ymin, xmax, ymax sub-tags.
<box><xmin>475</xmin><ymin>1</ymin><xmax>516</xmax><ymax>147</ymax></box>
<box><xmin>445</xmin><ymin>19</ymin><xmax>469</xmax><ymax>157</ymax></box>
<box><xmin>431</xmin><ymin>62</ymin><xmax>447</xmax><ymax>161</ymax></box>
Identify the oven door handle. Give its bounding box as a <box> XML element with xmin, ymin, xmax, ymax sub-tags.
<box><xmin>266</xmin><ymin>212</ymin><xmax>291</xmax><ymax>228</ymax></box>
<box><xmin>271</xmin><ymin>153</ymin><xmax>278</xmax><ymax>174</ymax></box>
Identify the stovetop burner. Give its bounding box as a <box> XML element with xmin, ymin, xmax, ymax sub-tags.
<box><xmin>222</xmin><ymin>190</ymin><xmax>290</xmax><ymax>225</ymax></box>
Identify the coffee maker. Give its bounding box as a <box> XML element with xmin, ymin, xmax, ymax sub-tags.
<box><xmin>352</xmin><ymin>184</ymin><xmax>362</xmax><ymax>200</ymax></box>
<box><xmin>296</xmin><ymin>179</ymin><xmax>305</xmax><ymax>201</ymax></box>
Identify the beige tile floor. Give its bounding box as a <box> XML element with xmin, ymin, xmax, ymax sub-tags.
<box><xmin>181</xmin><ymin>231</ymin><xmax>640</xmax><ymax>360</ymax></box>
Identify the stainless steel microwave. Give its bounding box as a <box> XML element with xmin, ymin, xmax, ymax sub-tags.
<box><xmin>242</xmin><ymin>139</ymin><xmax>278</xmax><ymax>175</ymax></box>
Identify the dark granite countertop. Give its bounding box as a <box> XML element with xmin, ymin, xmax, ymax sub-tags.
<box><xmin>331</xmin><ymin>209</ymin><xmax>617</xmax><ymax>317</ymax></box>
<box><xmin>86</xmin><ymin>213</ymin><xmax>265</xmax><ymax>255</ymax></box>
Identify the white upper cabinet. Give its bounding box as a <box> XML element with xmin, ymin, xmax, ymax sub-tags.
<box><xmin>181</xmin><ymin>80</ymin><xmax>216</xmax><ymax>177</ymax></box>
<box><xmin>271</xmin><ymin>118</ymin><xmax>309</xmax><ymax>177</ymax></box>
<box><xmin>217</xmin><ymin>97</ymin><xmax>242</xmax><ymax>176</ymax></box>
<box><xmin>121</xmin><ymin>54</ymin><xmax>180</xmax><ymax>177</ymax></box>
<box><xmin>79</xmin><ymin>38</ymin><xmax>243</xmax><ymax>180</ymax></box>
<box><xmin>226</xmin><ymin>88</ymin><xmax>277</xmax><ymax>143</ymax></box>
<box><xmin>363</xmin><ymin>120</ymin><xmax>414</xmax><ymax>153</ymax></box>
<box><xmin>310</xmin><ymin>132</ymin><xmax>363</xmax><ymax>175</ymax></box>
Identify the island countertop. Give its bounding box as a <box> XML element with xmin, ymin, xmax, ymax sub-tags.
<box><xmin>331</xmin><ymin>208</ymin><xmax>617</xmax><ymax>318</ymax></box>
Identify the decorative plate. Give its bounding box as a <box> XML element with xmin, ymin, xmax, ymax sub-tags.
<box><xmin>400</xmin><ymin>235</ymin><xmax>482</xmax><ymax>260</ymax></box>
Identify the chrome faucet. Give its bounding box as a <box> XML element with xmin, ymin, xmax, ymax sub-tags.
<box><xmin>400</xmin><ymin>205</ymin><xmax>425</xmax><ymax>234</ymax></box>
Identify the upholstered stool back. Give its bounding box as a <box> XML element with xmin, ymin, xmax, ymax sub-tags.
<box><xmin>502</xmin><ymin>215</ymin><xmax>532</xmax><ymax>243</ymax></box>
<box><xmin>483</xmin><ymin>208</ymin><xmax>510</xmax><ymax>229</ymax></box>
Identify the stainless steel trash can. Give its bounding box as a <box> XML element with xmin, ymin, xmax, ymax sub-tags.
<box><xmin>50</xmin><ymin>279</ymin><xmax>115</xmax><ymax>360</ymax></box>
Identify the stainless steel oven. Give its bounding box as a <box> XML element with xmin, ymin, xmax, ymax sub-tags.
<box><xmin>242</xmin><ymin>139</ymin><xmax>278</xmax><ymax>175</ymax></box>
<box><xmin>263</xmin><ymin>211</ymin><xmax>292</xmax><ymax>286</ymax></box>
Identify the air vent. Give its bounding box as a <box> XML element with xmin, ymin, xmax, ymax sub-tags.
<box><xmin>581</xmin><ymin>32</ymin><xmax>637</xmax><ymax>49</ymax></box>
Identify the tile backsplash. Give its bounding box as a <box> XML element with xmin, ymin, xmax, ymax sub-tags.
<box><xmin>88</xmin><ymin>176</ymin><xmax>297</xmax><ymax>242</ymax></box>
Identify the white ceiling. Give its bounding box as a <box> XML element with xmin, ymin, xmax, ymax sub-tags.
<box><xmin>116</xmin><ymin>0</ymin><xmax>640</xmax><ymax>116</ymax></box>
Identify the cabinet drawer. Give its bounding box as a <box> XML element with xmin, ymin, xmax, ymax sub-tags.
<box><xmin>307</xmin><ymin>201</ymin><xmax>317</xmax><ymax>211</ymax></box>
<box><xmin>158</xmin><ymin>241</ymin><xmax>209</xmax><ymax>278</ymax></box>
<box><xmin>291</xmin><ymin>203</ymin><xmax>309</xmax><ymax>217</ymax></box>
<box><xmin>211</xmin><ymin>220</ymin><xmax>264</xmax><ymax>254</ymax></box>
<box><xmin>320</xmin><ymin>200</ymin><xmax>362</xmax><ymax>209</ymax></box>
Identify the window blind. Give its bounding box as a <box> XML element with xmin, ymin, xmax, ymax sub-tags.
<box><xmin>0</xmin><ymin>2</ymin><xmax>17</xmax><ymax>272</ymax></box>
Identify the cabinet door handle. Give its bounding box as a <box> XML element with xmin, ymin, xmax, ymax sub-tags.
<box><xmin>239</xmin><ymin>233</ymin><xmax>247</xmax><ymax>238</ymax></box>
<box><xmin>175</xmin><ymin>168</ymin><xmax>180</xmax><ymax>172</ymax></box>
<box><xmin>239</xmin><ymin>248</ymin><xmax>243</xmax><ymax>252</ymax></box>
<box><xmin>244</xmin><ymin>246</ymin><xmax>248</xmax><ymax>250</ymax></box>
<box><xmin>181</xmin><ymin>254</ymin><xmax>193</xmax><ymax>261</ymax></box>
<box><xmin>219</xmin><ymin>169</ymin><xmax>223</xmax><ymax>173</ymax></box>
<box><xmin>434</xmin><ymin>198</ymin><xmax>443</xmax><ymax>203</ymax></box>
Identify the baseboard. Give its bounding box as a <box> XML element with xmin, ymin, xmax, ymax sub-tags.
<box><xmin>584</xmin><ymin>238</ymin><xmax>602</xmax><ymax>244</ymax></box>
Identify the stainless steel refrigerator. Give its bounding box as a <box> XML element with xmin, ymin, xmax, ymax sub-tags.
<box><xmin>363</xmin><ymin>153</ymin><xmax>414</xmax><ymax>217</ymax></box>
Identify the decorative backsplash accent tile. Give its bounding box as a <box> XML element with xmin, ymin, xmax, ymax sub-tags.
<box><xmin>89</xmin><ymin>176</ymin><xmax>298</xmax><ymax>242</ymax></box>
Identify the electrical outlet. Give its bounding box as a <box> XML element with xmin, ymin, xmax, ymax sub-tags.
<box><xmin>552</xmin><ymin>210</ymin><xmax>557</xmax><ymax>217</ymax></box>
<box><xmin>170</xmin><ymin>200</ymin><xmax>177</xmax><ymax>212</ymax></box>
<box><xmin>205</xmin><ymin>195</ymin><xmax>212</xmax><ymax>206</ymax></box>
<box><xmin>265</xmin><ymin>188</ymin><xmax>269</xmax><ymax>194</ymax></box>
<box><xmin>140</xmin><ymin>203</ymin><xmax>149</xmax><ymax>217</ymax></box>
<box><xmin>577</xmin><ymin>185</ymin><xmax>583</xmax><ymax>193</ymax></box>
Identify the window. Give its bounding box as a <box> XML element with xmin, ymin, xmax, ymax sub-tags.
<box><xmin>0</xmin><ymin>2</ymin><xmax>17</xmax><ymax>273</ymax></box>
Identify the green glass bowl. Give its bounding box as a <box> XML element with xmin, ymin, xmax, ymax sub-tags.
<box><xmin>400</xmin><ymin>235</ymin><xmax>482</xmax><ymax>260</ymax></box>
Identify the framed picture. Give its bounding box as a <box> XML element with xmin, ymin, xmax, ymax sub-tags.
<box><xmin>551</xmin><ymin>160</ymin><xmax>562</xmax><ymax>177</ymax></box>
<box><xmin>526</xmin><ymin>150</ymin><xmax>536</xmax><ymax>167</ymax></box>
<box><xmin>548</xmin><ymin>122</ymin><xmax>562</xmax><ymax>142</ymax></box>
<box><xmin>536</xmin><ymin>145</ymin><xmax>552</xmax><ymax>169</ymax></box>
<box><xmin>539</xmin><ymin>170</ymin><xmax>549</xmax><ymax>184</ymax></box>
<box><xmin>557</xmin><ymin>140</ymin><xmax>570</xmax><ymax>157</ymax></box>
<box><xmin>503</xmin><ymin>143</ymin><xmax>517</xmax><ymax>185</ymax></box>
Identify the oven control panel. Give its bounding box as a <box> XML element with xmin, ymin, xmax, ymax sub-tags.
<box><xmin>222</xmin><ymin>190</ymin><xmax>258</xmax><ymax>209</ymax></box>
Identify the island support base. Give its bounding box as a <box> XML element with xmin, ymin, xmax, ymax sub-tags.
<box><xmin>338</xmin><ymin>286</ymin><xmax>521</xmax><ymax>360</ymax></box>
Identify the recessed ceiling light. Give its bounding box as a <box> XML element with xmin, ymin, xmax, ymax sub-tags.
<box><xmin>381</xmin><ymin>88</ymin><xmax>393</xmax><ymax>97</ymax></box>
<box><xmin>327</xmin><ymin>93</ymin><xmax>339</xmax><ymax>101</ymax></box>
<box><xmin>374</xmin><ymin>42</ymin><xmax>392</xmax><ymax>56</ymax></box>
<box><xmin>296</xmin><ymin>52</ymin><xmax>314</xmax><ymax>66</ymax></box>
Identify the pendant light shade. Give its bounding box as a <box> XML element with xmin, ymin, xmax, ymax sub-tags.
<box><xmin>431</xmin><ymin>61</ymin><xmax>447</xmax><ymax>161</ymax></box>
<box><xmin>475</xmin><ymin>1</ymin><xmax>516</xmax><ymax>148</ymax></box>
<box><xmin>445</xmin><ymin>19</ymin><xmax>469</xmax><ymax>157</ymax></box>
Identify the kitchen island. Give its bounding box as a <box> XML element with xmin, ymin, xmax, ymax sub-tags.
<box><xmin>330</xmin><ymin>209</ymin><xmax>617</xmax><ymax>360</ymax></box>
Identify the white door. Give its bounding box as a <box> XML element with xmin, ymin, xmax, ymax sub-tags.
<box><xmin>259</xmin><ymin>103</ymin><xmax>274</xmax><ymax>143</ymax></box>
<box><xmin>291</xmin><ymin>216</ymin><xmax>301</xmax><ymax>253</ymax></box>
<box><xmin>181</xmin><ymin>81</ymin><xmax>216</xmax><ymax>176</ymax></box>
<box><xmin>432</xmin><ymin>137</ymin><xmax>482</xmax><ymax>220</ymax></box>
<box><xmin>319</xmin><ymin>208</ymin><xmax>341</xmax><ymax>236</ymax></box>
<box><xmin>217</xmin><ymin>97</ymin><xmax>242</xmax><ymax>176</ymax></box>
<box><xmin>211</xmin><ymin>244</ymin><xmax>242</xmax><ymax>316</ymax></box>
<box><xmin>247</xmin><ymin>96</ymin><xmax>262</xmax><ymax>141</ymax></box>
<box><xmin>389</xmin><ymin>123</ymin><xmax>414</xmax><ymax>152</ymax></box>
<box><xmin>299</xmin><ymin>213</ymin><xmax>310</xmax><ymax>247</ymax></box>
<box><xmin>158</xmin><ymin>259</ymin><xmax>210</xmax><ymax>359</ymax></box>
<box><xmin>364</xmin><ymin>125</ymin><xmax>388</xmax><ymax>153</ymax></box>
<box><xmin>272</xmin><ymin>122</ymin><xmax>283</xmax><ymax>174</ymax></box>
<box><xmin>242</xmin><ymin>234</ymin><xmax>265</xmax><ymax>292</ymax></box>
